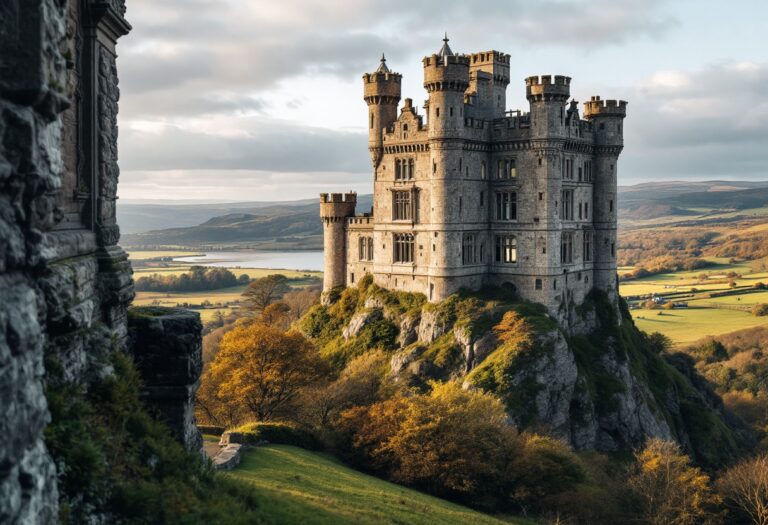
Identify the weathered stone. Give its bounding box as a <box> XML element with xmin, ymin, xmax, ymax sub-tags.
<box><xmin>213</xmin><ymin>444</ymin><xmax>243</xmax><ymax>470</ymax></box>
<box><xmin>397</xmin><ymin>314</ymin><xmax>419</xmax><ymax>347</ymax></box>
<box><xmin>342</xmin><ymin>308</ymin><xmax>382</xmax><ymax>340</ymax></box>
<box><xmin>417</xmin><ymin>309</ymin><xmax>449</xmax><ymax>344</ymax></box>
<box><xmin>128</xmin><ymin>307</ymin><xmax>203</xmax><ymax>454</ymax></box>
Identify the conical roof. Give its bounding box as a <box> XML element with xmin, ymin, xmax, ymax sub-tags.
<box><xmin>375</xmin><ymin>53</ymin><xmax>390</xmax><ymax>73</ymax></box>
<box><xmin>438</xmin><ymin>33</ymin><xmax>453</xmax><ymax>57</ymax></box>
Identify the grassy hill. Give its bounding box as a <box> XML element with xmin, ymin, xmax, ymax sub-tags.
<box><xmin>227</xmin><ymin>445</ymin><xmax>530</xmax><ymax>525</ymax></box>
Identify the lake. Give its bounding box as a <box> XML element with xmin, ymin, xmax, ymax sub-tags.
<box><xmin>173</xmin><ymin>251</ymin><xmax>324</xmax><ymax>272</ymax></box>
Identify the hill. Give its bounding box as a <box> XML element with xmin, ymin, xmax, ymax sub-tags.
<box><xmin>120</xmin><ymin>195</ymin><xmax>373</xmax><ymax>248</ymax></box>
<box><xmin>228</xmin><ymin>445</ymin><xmax>528</xmax><ymax>525</ymax></box>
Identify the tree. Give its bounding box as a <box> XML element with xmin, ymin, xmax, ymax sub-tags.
<box><xmin>718</xmin><ymin>454</ymin><xmax>768</xmax><ymax>525</ymax></box>
<box><xmin>648</xmin><ymin>332</ymin><xmax>674</xmax><ymax>354</ymax></box>
<box><xmin>203</xmin><ymin>324</ymin><xmax>324</xmax><ymax>422</ymax></box>
<box><xmin>336</xmin><ymin>382</ymin><xmax>519</xmax><ymax>499</ymax></box>
<box><xmin>628</xmin><ymin>438</ymin><xmax>723</xmax><ymax>525</ymax></box>
<box><xmin>258</xmin><ymin>301</ymin><xmax>291</xmax><ymax>329</ymax></box>
<box><xmin>241</xmin><ymin>274</ymin><xmax>290</xmax><ymax>313</ymax></box>
<box><xmin>282</xmin><ymin>287</ymin><xmax>321</xmax><ymax>321</ymax></box>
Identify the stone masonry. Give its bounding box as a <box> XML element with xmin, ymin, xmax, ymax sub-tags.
<box><xmin>321</xmin><ymin>38</ymin><xmax>627</xmax><ymax>327</ymax></box>
<box><xmin>1</xmin><ymin>1</ymin><xmax>202</xmax><ymax>523</ymax></box>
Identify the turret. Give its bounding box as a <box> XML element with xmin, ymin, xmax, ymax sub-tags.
<box><xmin>363</xmin><ymin>55</ymin><xmax>401</xmax><ymax>168</ymax></box>
<box><xmin>320</xmin><ymin>192</ymin><xmax>357</xmax><ymax>293</ymax></box>
<box><xmin>583</xmin><ymin>96</ymin><xmax>627</xmax><ymax>147</ymax></box>
<box><xmin>525</xmin><ymin>75</ymin><xmax>571</xmax><ymax>138</ymax></box>
<box><xmin>423</xmin><ymin>35</ymin><xmax>469</xmax><ymax>139</ymax></box>
<box><xmin>583</xmin><ymin>96</ymin><xmax>628</xmax><ymax>299</ymax></box>
<box><xmin>468</xmin><ymin>50</ymin><xmax>510</xmax><ymax>120</ymax></box>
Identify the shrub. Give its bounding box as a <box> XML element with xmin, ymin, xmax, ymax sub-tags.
<box><xmin>228</xmin><ymin>422</ymin><xmax>320</xmax><ymax>450</ymax></box>
<box><xmin>197</xmin><ymin>425</ymin><xmax>225</xmax><ymax>436</ymax></box>
<box><xmin>752</xmin><ymin>304</ymin><xmax>768</xmax><ymax>317</ymax></box>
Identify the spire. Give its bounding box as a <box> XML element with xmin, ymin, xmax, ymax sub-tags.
<box><xmin>375</xmin><ymin>53</ymin><xmax>390</xmax><ymax>73</ymax></box>
<box><xmin>438</xmin><ymin>32</ymin><xmax>453</xmax><ymax>57</ymax></box>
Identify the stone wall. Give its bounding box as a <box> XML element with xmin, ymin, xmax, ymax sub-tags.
<box><xmin>1</xmin><ymin>1</ymin><xmax>204</xmax><ymax>523</ymax></box>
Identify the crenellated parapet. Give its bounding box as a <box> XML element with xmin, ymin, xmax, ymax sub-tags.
<box><xmin>320</xmin><ymin>192</ymin><xmax>357</xmax><ymax>223</ymax></box>
<box><xmin>423</xmin><ymin>54</ymin><xmax>471</xmax><ymax>92</ymax></box>
<box><xmin>525</xmin><ymin>75</ymin><xmax>571</xmax><ymax>102</ymax></box>
<box><xmin>583</xmin><ymin>96</ymin><xmax>627</xmax><ymax>119</ymax></box>
<box><xmin>362</xmin><ymin>70</ymin><xmax>402</xmax><ymax>105</ymax></box>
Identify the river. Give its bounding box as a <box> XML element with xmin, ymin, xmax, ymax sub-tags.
<box><xmin>172</xmin><ymin>250</ymin><xmax>324</xmax><ymax>272</ymax></box>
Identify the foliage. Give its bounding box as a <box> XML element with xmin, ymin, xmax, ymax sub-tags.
<box><xmin>44</xmin><ymin>352</ymin><xmax>264</xmax><ymax>524</ymax></box>
<box><xmin>753</xmin><ymin>304</ymin><xmax>768</xmax><ymax>317</ymax></box>
<box><xmin>198</xmin><ymin>323</ymin><xmax>325</xmax><ymax>424</ymax></box>
<box><xmin>627</xmin><ymin>438</ymin><xmax>723</xmax><ymax>525</ymax></box>
<box><xmin>135</xmin><ymin>265</ymin><xmax>248</xmax><ymax>292</ymax></box>
<box><xmin>241</xmin><ymin>274</ymin><xmax>291</xmax><ymax>313</ymax></box>
<box><xmin>335</xmin><ymin>382</ymin><xmax>520</xmax><ymax>502</ymax></box>
<box><xmin>718</xmin><ymin>453</ymin><xmax>768</xmax><ymax>525</ymax></box>
<box><xmin>229</xmin><ymin>421</ymin><xmax>320</xmax><ymax>450</ymax></box>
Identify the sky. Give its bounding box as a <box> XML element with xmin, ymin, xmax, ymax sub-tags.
<box><xmin>116</xmin><ymin>0</ymin><xmax>768</xmax><ymax>202</ymax></box>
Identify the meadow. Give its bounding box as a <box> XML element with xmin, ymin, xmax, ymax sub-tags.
<box><xmin>226</xmin><ymin>445</ymin><xmax>531</xmax><ymax>525</ymax></box>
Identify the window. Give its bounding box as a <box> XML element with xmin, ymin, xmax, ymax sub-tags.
<box><xmin>561</xmin><ymin>190</ymin><xmax>574</xmax><ymax>220</ymax></box>
<box><xmin>610</xmin><ymin>242</ymin><xmax>615</xmax><ymax>258</ymax></box>
<box><xmin>609</xmin><ymin>199</ymin><xmax>614</xmax><ymax>213</ymax></box>
<box><xmin>578</xmin><ymin>202</ymin><xmax>583</xmax><ymax>220</ymax></box>
<box><xmin>480</xmin><ymin>191</ymin><xmax>484</xmax><ymax>206</ymax></box>
<box><xmin>495</xmin><ymin>191</ymin><xmax>517</xmax><ymax>221</ymax></box>
<box><xmin>535</xmin><ymin>278</ymin><xmax>542</xmax><ymax>290</ymax></box>
<box><xmin>350</xmin><ymin>272</ymin><xmax>355</xmax><ymax>283</ymax></box>
<box><xmin>578</xmin><ymin>166</ymin><xmax>582</xmax><ymax>182</ymax></box>
<box><xmin>495</xmin><ymin>235</ymin><xmax>518</xmax><ymax>264</ymax></box>
<box><xmin>563</xmin><ymin>157</ymin><xmax>574</xmax><ymax>180</ymax></box>
<box><xmin>584</xmin><ymin>161</ymin><xmax>592</xmax><ymax>182</ymax></box>
<box><xmin>394</xmin><ymin>233</ymin><xmax>414</xmax><ymax>263</ymax></box>
<box><xmin>496</xmin><ymin>158</ymin><xmax>517</xmax><ymax>179</ymax></box>
<box><xmin>583</xmin><ymin>231</ymin><xmax>593</xmax><ymax>262</ymax></box>
<box><xmin>359</xmin><ymin>236</ymin><xmax>374</xmax><ymax>261</ymax></box>
<box><xmin>561</xmin><ymin>232</ymin><xmax>574</xmax><ymax>264</ymax></box>
<box><xmin>585</xmin><ymin>202</ymin><xmax>589</xmax><ymax>218</ymax></box>
<box><xmin>393</xmin><ymin>191</ymin><xmax>412</xmax><ymax>221</ymax></box>
<box><xmin>436</xmin><ymin>107</ymin><xmax>440</xmax><ymax>118</ymax></box>
<box><xmin>480</xmin><ymin>161</ymin><xmax>486</xmax><ymax>179</ymax></box>
<box><xmin>370</xmin><ymin>113</ymin><xmax>374</xmax><ymax>129</ymax></box>
<box><xmin>395</xmin><ymin>158</ymin><xmax>414</xmax><ymax>180</ymax></box>
<box><xmin>462</xmin><ymin>234</ymin><xmax>479</xmax><ymax>265</ymax></box>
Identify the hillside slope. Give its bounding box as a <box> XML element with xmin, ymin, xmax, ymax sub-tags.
<box><xmin>299</xmin><ymin>280</ymin><xmax>752</xmax><ymax>468</ymax></box>
<box><xmin>228</xmin><ymin>445</ymin><xmax>529</xmax><ymax>525</ymax></box>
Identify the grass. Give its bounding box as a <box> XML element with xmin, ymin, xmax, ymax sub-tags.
<box><xmin>133</xmin><ymin>286</ymin><xmax>248</xmax><ymax>307</ymax></box>
<box><xmin>226</xmin><ymin>445</ymin><xmax>529</xmax><ymax>525</ymax></box>
<box><xmin>631</xmin><ymin>307</ymin><xmax>768</xmax><ymax>346</ymax></box>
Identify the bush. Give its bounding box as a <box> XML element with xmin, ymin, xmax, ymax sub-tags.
<box><xmin>228</xmin><ymin>422</ymin><xmax>321</xmax><ymax>450</ymax></box>
<box><xmin>197</xmin><ymin>425</ymin><xmax>225</xmax><ymax>436</ymax></box>
<box><xmin>752</xmin><ymin>304</ymin><xmax>768</xmax><ymax>317</ymax></box>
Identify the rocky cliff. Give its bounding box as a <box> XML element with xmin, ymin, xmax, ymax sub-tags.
<box><xmin>301</xmin><ymin>277</ymin><xmax>750</xmax><ymax>468</ymax></box>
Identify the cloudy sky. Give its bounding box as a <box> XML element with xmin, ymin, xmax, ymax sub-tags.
<box><xmin>117</xmin><ymin>0</ymin><xmax>768</xmax><ymax>202</ymax></box>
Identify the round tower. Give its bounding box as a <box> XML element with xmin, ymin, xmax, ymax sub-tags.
<box><xmin>583</xmin><ymin>96</ymin><xmax>627</xmax><ymax>298</ymax></box>
<box><xmin>423</xmin><ymin>35</ymin><xmax>470</xmax><ymax>139</ymax></box>
<box><xmin>363</xmin><ymin>55</ymin><xmax>401</xmax><ymax>168</ymax></box>
<box><xmin>320</xmin><ymin>192</ymin><xmax>357</xmax><ymax>294</ymax></box>
<box><xmin>525</xmin><ymin>75</ymin><xmax>571</xmax><ymax>138</ymax></box>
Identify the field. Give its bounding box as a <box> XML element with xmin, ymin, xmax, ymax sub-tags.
<box><xmin>619</xmin><ymin>257</ymin><xmax>768</xmax><ymax>346</ymax></box>
<box><xmin>226</xmin><ymin>445</ymin><xmax>530</xmax><ymax>525</ymax></box>
<box><xmin>631</xmin><ymin>308</ymin><xmax>768</xmax><ymax>346</ymax></box>
<box><xmin>127</xmin><ymin>250</ymin><xmax>322</xmax><ymax>323</ymax></box>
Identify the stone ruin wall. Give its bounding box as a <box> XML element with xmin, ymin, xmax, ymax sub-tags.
<box><xmin>1</xmin><ymin>1</ymin><xmax>202</xmax><ymax>523</ymax></box>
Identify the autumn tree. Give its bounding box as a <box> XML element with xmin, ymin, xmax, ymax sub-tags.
<box><xmin>241</xmin><ymin>274</ymin><xmax>290</xmax><ymax>314</ymax></box>
<box><xmin>336</xmin><ymin>382</ymin><xmax>519</xmax><ymax>499</ymax></box>
<box><xmin>282</xmin><ymin>287</ymin><xmax>321</xmax><ymax>321</ymax></box>
<box><xmin>202</xmin><ymin>324</ymin><xmax>325</xmax><ymax>422</ymax></box>
<box><xmin>628</xmin><ymin>438</ymin><xmax>723</xmax><ymax>525</ymax></box>
<box><xmin>257</xmin><ymin>301</ymin><xmax>291</xmax><ymax>329</ymax></box>
<box><xmin>718</xmin><ymin>454</ymin><xmax>768</xmax><ymax>525</ymax></box>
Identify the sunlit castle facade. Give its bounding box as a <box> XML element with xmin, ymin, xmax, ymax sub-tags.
<box><xmin>320</xmin><ymin>37</ymin><xmax>627</xmax><ymax>320</ymax></box>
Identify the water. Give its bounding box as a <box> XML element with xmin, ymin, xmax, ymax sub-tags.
<box><xmin>173</xmin><ymin>251</ymin><xmax>324</xmax><ymax>272</ymax></box>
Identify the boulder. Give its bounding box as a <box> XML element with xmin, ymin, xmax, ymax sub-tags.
<box><xmin>342</xmin><ymin>308</ymin><xmax>382</xmax><ymax>340</ymax></box>
<box><xmin>398</xmin><ymin>315</ymin><xmax>420</xmax><ymax>347</ymax></box>
<box><xmin>417</xmin><ymin>309</ymin><xmax>450</xmax><ymax>344</ymax></box>
<box><xmin>213</xmin><ymin>444</ymin><xmax>243</xmax><ymax>470</ymax></box>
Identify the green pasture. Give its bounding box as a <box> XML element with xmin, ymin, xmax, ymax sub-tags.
<box><xmin>226</xmin><ymin>445</ymin><xmax>530</xmax><ymax>525</ymax></box>
<box><xmin>631</xmin><ymin>307</ymin><xmax>768</xmax><ymax>346</ymax></box>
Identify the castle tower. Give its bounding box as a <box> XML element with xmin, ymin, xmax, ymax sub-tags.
<box><xmin>525</xmin><ymin>75</ymin><xmax>570</xmax><ymax>138</ymax></box>
<box><xmin>320</xmin><ymin>193</ymin><xmax>357</xmax><ymax>293</ymax></box>
<box><xmin>468</xmin><ymin>50</ymin><xmax>510</xmax><ymax>120</ymax></box>
<box><xmin>363</xmin><ymin>55</ymin><xmax>402</xmax><ymax>169</ymax></box>
<box><xmin>583</xmin><ymin>96</ymin><xmax>627</xmax><ymax>300</ymax></box>
<box><xmin>423</xmin><ymin>35</ymin><xmax>470</xmax><ymax>140</ymax></box>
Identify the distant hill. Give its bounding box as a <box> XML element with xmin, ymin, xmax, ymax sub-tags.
<box><xmin>120</xmin><ymin>194</ymin><xmax>373</xmax><ymax>249</ymax></box>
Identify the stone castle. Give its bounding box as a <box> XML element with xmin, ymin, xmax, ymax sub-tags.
<box><xmin>321</xmin><ymin>37</ymin><xmax>626</xmax><ymax>321</ymax></box>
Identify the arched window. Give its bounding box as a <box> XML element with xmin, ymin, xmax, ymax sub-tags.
<box><xmin>408</xmin><ymin>158</ymin><xmax>414</xmax><ymax>179</ymax></box>
<box><xmin>495</xmin><ymin>235</ymin><xmax>517</xmax><ymax>263</ymax></box>
<box><xmin>367</xmin><ymin>237</ymin><xmax>374</xmax><ymax>260</ymax></box>
<box><xmin>395</xmin><ymin>159</ymin><xmax>401</xmax><ymax>180</ymax></box>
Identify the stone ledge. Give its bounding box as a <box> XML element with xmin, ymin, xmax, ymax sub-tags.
<box><xmin>213</xmin><ymin>444</ymin><xmax>243</xmax><ymax>470</ymax></box>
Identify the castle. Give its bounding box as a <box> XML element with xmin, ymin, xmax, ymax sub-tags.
<box><xmin>321</xmin><ymin>37</ymin><xmax>626</xmax><ymax>321</ymax></box>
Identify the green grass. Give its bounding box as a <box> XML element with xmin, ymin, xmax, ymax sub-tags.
<box><xmin>227</xmin><ymin>445</ymin><xmax>529</xmax><ymax>525</ymax></box>
<box><xmin>631</xmin><ymin>307</ymin><xmax>768</xmax><ymax>346</ymax></box>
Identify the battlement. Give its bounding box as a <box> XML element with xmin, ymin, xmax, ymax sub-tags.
<box><xmin>363</xmin><ymin>70</ymin><xmax>402</xmax><ymax>101</ymax></box>
<box><xmin>320</xmin><ymin>192</ymin><xmax>357</xmax><ymax>219</ymax></box>
<box><xmin>583</xmin><ymin>96</ymin><xmax>628</xmax><ymax>119</ymax></box>
<box><xmin>525</xmin><ymin>75</ymin><xmax>571</xmax><ymax>102</ymax></box>
<box><xmin>469</xmin><ymin>50</ymin><xmax>510</xmax><ymax>65</ymax></box>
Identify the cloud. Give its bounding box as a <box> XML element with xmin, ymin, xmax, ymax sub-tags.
<box><xmin>621</xmin><ymin>62</ymin><xmax>768</xmax><ymax>181</ymax></box>
<box><xmin>119</xmin><ymin>117</ymin><xmax>370</xmax><ymax>172</ymax></box>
